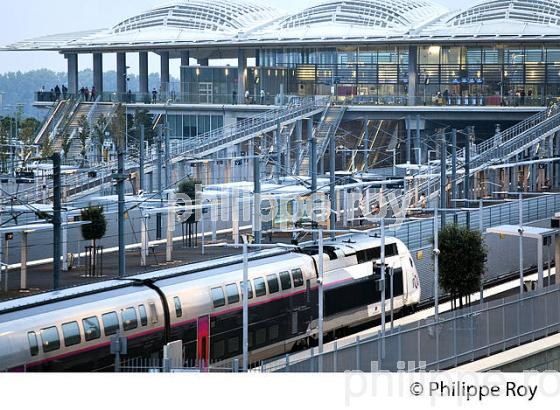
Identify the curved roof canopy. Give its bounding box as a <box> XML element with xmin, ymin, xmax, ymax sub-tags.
<box><xmin>447</xmin><ymin>0</ymin><xmax>560</xmax><ymax>27</ymax></box>
<box><xmin>278</xmin><ymin>0</ymin><xmax>446</xmax><ymax>31</ymax></box>
<box><xmin>112</xmin><ymin>0</ymin><xmax>277</xmax><ymax>33</ymax></box>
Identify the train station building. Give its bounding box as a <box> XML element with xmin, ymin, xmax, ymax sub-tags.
<box><xmin>6</xmin><ymin>0</ymin><xmax>560</xmax><ymax>107</ymax></box>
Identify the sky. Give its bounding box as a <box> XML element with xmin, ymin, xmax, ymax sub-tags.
<box><xmin>0</xmin><ymin>0</ymin><xmax>476</xmax><ymax>75</ymax></box>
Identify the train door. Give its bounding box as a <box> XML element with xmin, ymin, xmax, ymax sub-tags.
<box><xmin>197</xmin><ymin>315</ymin><xmax>210</xmax><ymax>369</ymax></box>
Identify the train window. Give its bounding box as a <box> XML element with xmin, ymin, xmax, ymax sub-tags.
<box><xmin>82</xmin><ymin>317</ymin><xmax>101</xmax><ymax>341</ymax></box>
<box><xmin>211</xmin><ymin>287</ymin><xmax>226</xmax><ymax>308</ymax></box>
<box><xmin>174</xmin><ymin>297</ymin><xmax>183</xmax><ymax>318</ymax></box>
<box><xmin>246</xmin><ymin>280</ymin><xmax>254</xmax><ymax>300</ymax></box>
<box><xmin>40</xmin><ymin>326</ymin><xmax>60</xmax><ymax>353</ymax></box>
<box><xmin>279</xmin><ymin>271</ymin><xmax>292</xmax><ymax>291</ymax></box>
<box><xmin>269</xmin><ymin>325</ymin><xmax>279</xmax><ymax>341</ymax></box>
<box><xmin>27</xmin><ymin>332</ymin><xmax>39</xmax><ymax>356</ymax></box>
<box><xmin>62</xmin><ymin>322</ymin><xmax>81</xmax><ymax>347</ymax></box>
<box><xmin>267</xmin><ymin>274</ymin><xmax>280</xmax><ymax>294</ymax></box>
<box><xmin>356</xmin><ymin>244</ymin><xmax>399</xmax><ymax>264</ymax></box>
<box><xmin>227</xmin><ymin>337</ymin><xmax>239</xmax><ymax>354</ymax></box>
<box><xmin>149</xmin><ymin>303</ymin><xmax>159</xmax><ymax>324</ymax></box>
<box><xmin>213</xmin><ymin>339</ymin><xmax>225</xmax><ymax>359</ymax></box>
<box><xmin>102</xmin><ymin>312</ymin><xmax>120</xmax><ymax>336</ymax></box>
<box><xmin>254</xmin><ymin>277</ymin><xmax>267</xmax><ymax>297</ymax></box>
<box><xmin>292</xmin><ymin>269</ymin><xmax>304</xmax><ymax>287</ymax></box>
<box><xmin>122</xmin><ymin>308</ymin><xmax>138</xmax><ymax>331</ymax></box>
<box><xmin>255</xmin><ymin>328</ymin><xmax>266</xmax><ymax>346</ymax></box>
<box><xmin>138</xmin><ymin>305</ymin><xmax>148</xmax><ymax>327</ymax></box>
<box><xmin>226</xmin><ymin>283</ymin><xmax>240</xmax><ymax>304</ymax></box>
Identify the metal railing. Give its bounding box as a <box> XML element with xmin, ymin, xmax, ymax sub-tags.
<box><xmin>260</xmin><ymin>283</ymin><xmax>560</xmax><ymax>372</ymax></box>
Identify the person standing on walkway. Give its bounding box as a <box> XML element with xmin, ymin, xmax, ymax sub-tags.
<box><xmin>152</xmin><ymin>88</ymin><xmax>158</xmax><ymax>104</ymax></box>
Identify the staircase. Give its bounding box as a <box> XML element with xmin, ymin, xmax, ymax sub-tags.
<box><xmin>382</xmin><ymin>107</ymin><xmax>560</xmax><ymax>214</ymax></box>
<box><xmin>297</xmin><ymin>104</ymin><xmax>346</xmax><ymax>176</ymax></box>
<box><xmin>52</xmin><ymin>101</ymin><xmax>116</xmax><ymax>162</ymax></box>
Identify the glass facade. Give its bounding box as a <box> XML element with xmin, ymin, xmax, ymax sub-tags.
<box><xmin>167</xmin><ymin>114</ymin><xmax>223</xmax><ymax>138</ymax></box>
<box><xmin>176</xmin><ymin>44</ymin><xmax>560</xmax><ymax>106</ymax></box>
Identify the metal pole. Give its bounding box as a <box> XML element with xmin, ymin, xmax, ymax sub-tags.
<box><xmin>406</xmin><ymin>116</ymin><xmax>412</xmax><ymax>165</ymax></box>
<box><xmin>416</xmin><ymin>115</ymin><xmax>421</xmax><ymax>165</ymax></box>
<box><xmin>275</xmin><ymin>122</ymin><xmax>282</xmax><ymax>183</ymax></box>
<box><xmin>117</xmin><ymin>150</ymin><xmax>126</xmax><ymax>278</ymax></box>
<box><xmin>242</xmin><ymin>238</ymin><xmax>249</xmax><ymax>371</ymax></box>
<box><xmin>380</xmin><ymin>219</ymin><xmax>386</xmax><ymax>357</ymax></box>
<box><xmin>165</xmin><ymin>120</ymin><xmax>170</xmax><ymax>187</ymax></box>
<box><xmin>434</xmin><ymin>198</ymin><xmax>440</xmax><ymax>321</ymax></box>
<box><xmin>479</xmin><ymin>198</ymin><xmax>484</xmax><ymax>305</ymax></box>
<box><xmin>157</xmin><ymin>127</ymin><xmax>163</xmax><ymax>240</ymax></box>
<box><xmin>363</xmin><ymin>119</ymin><xmax>369</xmax><ymax>172</ymax></box>
<box><xmin>329</xmin><ymin>130</ymin><xmax>336</xmax><ymax>239</ymax></box>
<box><xmin>139</xmin><ymin>125</ymin><xmax>145</xmax><ymax>192</ymax></box>
<box><xmin>465</xmin><ymin>128</ymin><xmax>471</xmax><ymax>227</ymax></box>
<box><xmin>310</xmin><ymin>131</ymin><xmax>317</xmax><ymax>241</ymax></box>
<box><xmin>52</xmin><ymin>153</ymin><xmax>62</xmax><ymax>289</ymax></box>
<box><xmin>390</xmin><ymin>266</ymin><xmax>394</xmax><ymax>331</ymax></box>
<box><xmin>440</xmin><ymin>130</ymin><xmax>446</xmax><ymax>227</ymax></box>
<box><xmin>451</xmin><ymin>129</ymin><xmax>457</xmax><ymax>208</ymax></box>
<box><xmin>519</xmin><ymin>193</ymin><xmax>524</xmax><ymax>293</ymax></box>
<box><xmin>253</xmin><ymin>156</ymin><xmax>261</xmax><ymax>245</ymax></box>
<box><xmin>318</xmin><ymin>229</ymin><xmax>324</xmax><ymax>371</ymax></box>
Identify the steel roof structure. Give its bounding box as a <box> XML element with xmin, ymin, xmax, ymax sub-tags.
<box><xmin>5</xmin><ymin>0</ymin><xmax>560</xmax><ymax>52</ymax></box>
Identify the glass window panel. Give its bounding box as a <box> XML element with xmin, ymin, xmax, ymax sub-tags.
<box><xmin>226</xmin><ymin>283</ymin><xmax>240</xmax><ymax>304</ymax></box>
<box><xmin>211</xmin><ymin>287</ymin><xmax>226</xmax><ymax>308</ymax></box>
<box><xmin>279</xmin><ymin>271</ymin><xmax>292</xmax><ymax>291</ymax></box>
<box><xmin>267</xmin><ymin>274</ymin><xmax>280</xmax><ymax>294</ymax></box>
<box><xmin>82</xmin><ymin>316</ymin><xmax>101</xmax><ymax>341</ymax></box>
<box><xmin>254</xmin><ymin>277</ymin><xmax>267</xmax><ymax>297</ymax></box>
<box><xmin>122</xmin><ymin>307</ymin><xmax>138</xmax><ymax>331</ymax></box>
<box><xmin>138</xmin><ymin>305</ymin><xmax>148</xmax><ymax>327</ymax></box>
<box><xmin>62</xmin><ymin>322</ymin><xmax>81</xmax><ymax>347</ymax></box>
<box><xmin>102</xmin><ymin>312</ymin><xmax>120</xmax><ymax>336</ymax></box>
<box><xmin>292</xmin><ymin>269</ymin><xmax>304</xmax><ymax>287</ymax></box>
<box><xmin>28</xmin><ymin>332</ymin><xmax>39</xmax><ymax>356</ymax></box>
<box><xmin>174</xmin><ymin>296</ymin><xmax>183</xmax><ymax>318</ymax></box>
<box><xmin>40</xmin><ymin>327</ymin><xmax>60</xmax><ymax>353</ymax></box>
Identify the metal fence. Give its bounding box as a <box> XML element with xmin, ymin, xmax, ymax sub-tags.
<box><xmin>119</xmin><ymin>357</ymin><xmax>238</xmax><ymax>373</ymax></box>
<box><xmin>261</xmin><ymin>284</ymin><xmax>560</xmax><ymax>373</ymax></box>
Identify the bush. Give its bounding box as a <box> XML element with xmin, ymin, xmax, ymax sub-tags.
<box><xmin>81</xmin><ymin>206</ymin><xmax>107</xmax><ymax>244</ymax></box>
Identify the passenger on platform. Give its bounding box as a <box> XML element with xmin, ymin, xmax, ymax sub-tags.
<box><xmin>245</xmin><ymin>90</ymin><xmax>250</xmax><ymax>104</ymax></box>
<box><xmin>260</xmin><ymin>89</ymin><xmax>265</xmax><ymax>105</ymax></box>
<box><xmin>152</xmin><ymin>88</ymin><xmax>158</xmax><ymax>103</ymax></box>
<box><xmin>127</xmin><ymin>89</ymin><xmax>132</xmax><ymax>103</ymax></box>
<box><xmin>80</xmin><ymin>86</ymin><xmax>85</xmax><ymax>100</ymax></box>
<box><xmin>232</xmin><ymin>90</ymin><xmax>237</xmax><ymax>105</ymax></box>
<box><xmin>54</xmin><ymin>85</ymin><xmax>61</xmax><ymax>100</ymax></box>
<box><xmin>91</xmin><ymin>86</ymin><xmax>97</xmax><ymax>101</ymax></box>
<box><xmin>62</xmin><ymin>85</ymin><xmax>68</xmax><ymax>99</ymax></box>
<box><xmin>520</xmin><ymin>89</ymin><xmax>526</xmax><ymax>106</ymax></box>
<box><xmin>84</xmin><ymin>87</ymin><xmax>90</xmax><ymax>102</ymax></box>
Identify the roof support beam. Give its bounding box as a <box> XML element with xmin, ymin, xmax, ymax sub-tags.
<box><xmin>65</xmin><ymin>53</ymin><xmax>78</xmax><ymax>97</ymax></box>
<box><xmin>139</xmin><ymin>51</ymin><xmax>149</xmax><ymax>94</ymax></box>
<box><xmin>238</xmin><ymin>49</ymin><xmax>247</xmax><ymax>105</ymax></box>
<box><xmin>116</xmin><ymin>52</ymin><xmax>127</xmax><ymax>95</ymax></box>
<box><xmin>93</xmin><ymin>52</ymin><xmax>103</xmax><ymax>95</ymax></box>
<box><xmin>408</xmin><ymin>45</ymin><xmax>418</xmax><ymax>107</ymax></box>
<box><xmin>161</xmin><ymin>51</ymin><xmax>170</xmax><ymax>94</ymax></box>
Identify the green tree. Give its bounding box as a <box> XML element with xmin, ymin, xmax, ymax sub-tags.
<box><xmin>92</xmin><ymin>114</ymin><xmax>108</xmax><ymax>161</ymax></box>
<box><xmin>77</xmin><ymin>115</ymin><xmax>90</xmax><ymax>165</ymax></box>
<box><xmin>177</xmin><ymin>178</ymin><xmax>201</xmax><ymax>224</ymax></box>
<box><xmin>437</xmin><ymin>224</ymin><xmax>487</xmax><ymax>309</ymax></box>
<box><xmin>60</xmin><ymin>129</ymin><xmax>72</xmax><ymax>158</ymax></box>
<box><xmin>40</xmin><ymin>137</ymin><xmax>54</xmax><ymax>158</ymax></box>
<box><xmin>110</xmin><ymin>104</ymin><xmax>126</xmax><ymax>151</ymax></box>
<box><xmin>19</xmin><ymin>117</ymin><xmax>41</xmax><ymax>164</ymax></box>
<box><xmin>81</xmin><ymin>206</ymin><xmax>107</xmax><ymax>274</ymax></box>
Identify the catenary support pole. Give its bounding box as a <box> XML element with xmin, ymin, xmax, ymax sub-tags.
<box><xmin>318</xmin><ymin>229</ymin><xmax>324</xmax><ymax>371</ymax></box>
<box><xmin>253</xmin><ymin>156</ymin><xmax>261</xmax><ymax>245</ymax></box>
<box><xmin>139</xmin><ymin>125</ymin><xmax>145</xmax><ymax>193</ymax></box>
<box><xmin>519</xmin><ymin>193</ymin><xmax>524</xmax><ymax>293</ymax></box>
<box><xmin>117</xmin><ymin>150</ymin><xmax>126</xmax><ymax>278</ymax></box>
<box><xmin>242</xmin><ymin>238</ymin><xmax>249</xmax><ymax>371</ymax></box>
<box><xmin>329</xmin><ymin>131</ymin><xmax>336</xmax><ymax>239</ymax></box>
<box><xmin>52</xmin><ymin>153</ymin><xmax>62</xmax><ymax>289</ymax></box>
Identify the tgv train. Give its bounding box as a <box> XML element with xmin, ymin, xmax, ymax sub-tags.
<box><xmin>0</xmin><ymin>235</ymin><xmax>420</xmax><ymax>372</ymax></box>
